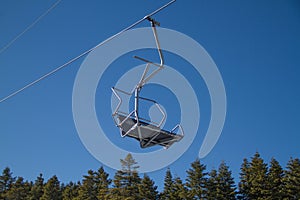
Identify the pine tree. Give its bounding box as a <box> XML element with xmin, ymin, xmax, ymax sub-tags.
<box><xmin>120</xmin><ymin>154</ymin><xmax>140</xmax><ymax>173</ymax></box>
<box><xmin>76</xmin><ymin>170</ymin><xmax>98</xmax><ymax>200</ymax></box>
<box><xmin>238</xmin><ymin>152</ymin><xmax>269</xmax><ymax>199</ymax></box>
<box><xmin>206</xmin><ymin>162</ymin><xmax>236</xmax><ymax>200</ymax></box>
<box><xmin>62</xmin><ymin>181</ymin><xmax>80</xmax><ymax>200</ymax></box>
<box><xmin>282</xmin><ymin>158</ymin><xmax>300</xmax><ymax>199</ymax></box>
<box><xmin>138</xmin><ymin>174</ymin><xmax>158</xmax><ymax>200</ymax></box>
<box><xmin>217</xmin><ymin>161</ymin><xmax>236</xmax><ymax>200</ymax></box>
<box><xmin>29</xmin><ymin>173</ymin><xmax>44</xmax><ymax>200</ymax></box>
<box><xmin>160</xmin><ymin>168</ymin><xmax>173</xmax><ymax>200</ymax></box>
<box><xmin>5</xmin><ymin>176</ymin><xmax>31</xmax><ymax>200</ymax></box>
<box><xmin>171</xmin><ymin>176</ymin><xmax>188</xmax><ymax>200</ymax></box>
<box><xmin>0</xmin><ymin>167</ymin><xmax>16</xmax><ymax>198</ymax></box>
<box><xmin>110</xmin><ymin>154</ymin><xmax>141</xmax><ymax>199</ymax></box>
<box><xmin>95</xmin><ymin>166</ymin><xmax>111</xmax><ymax>199</ymax></box>
<box><xmin>109</xmin><ymin>170</ymin><xmax>124</xmax><ymax>199</ymax></box>
<box><xmin>40</xmin><ymin>175</ymin><xmax>62</xmax><ymax>200</ymax></box>
<box><xmin>249</xmin><ymin>152</ymin><xmax>269</xmax><ymax>199</ymax></box>
<box><xmin>267</xmin><ymin>158</ymin><xmax>284</xmax><ymax>199</ymax></box>
<box><xmin>238</xmin><ymin>158</ymin><xmax>250</xmax><ymax>199</ymax></box>
<box><xmin>185</xmin><ymin>159</ymin><xmax>207</xmax><ymax>199</ymax></box>
<box><xmin>205</xmin><ymin>169</ymin><xmax>218</xmax><ymax>200</ymax></box>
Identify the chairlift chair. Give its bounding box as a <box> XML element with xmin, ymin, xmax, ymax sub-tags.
<box><xmin>111</xmin><ymin>17</ymin><xmax>184</xmax><ymax>149</ymax></box>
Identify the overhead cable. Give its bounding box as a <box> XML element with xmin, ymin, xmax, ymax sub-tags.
<box><xmin>0</xmin><ymin>0</ymin><xmax>176</xmax><ymax>103</ymax></box>
<box><xmin>0</xmin><ymin>0</ymin><xmax>62</xmax><ymax>55</ymax></box>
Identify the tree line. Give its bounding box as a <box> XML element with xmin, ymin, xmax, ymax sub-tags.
<box><xmin>0</xmin><ymin>152</ymin><xmax>299</xmax><ymax>199</ymax></box>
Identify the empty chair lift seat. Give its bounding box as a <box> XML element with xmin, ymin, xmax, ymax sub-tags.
<box><xmin>116</xmin><ymin>114</ymin><xmax>183</xmax><ymax>149</ymax></box>
<box><xmin>111</xmin><ymin>16</ymin><xmax>184</xmax><ymax>149</ymax></box>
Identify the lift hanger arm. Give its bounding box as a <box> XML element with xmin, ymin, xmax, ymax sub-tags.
<box><xmin>134</xmin><ymin>17</ymin><xmax>165</xmax><ymax>89</ymax></box>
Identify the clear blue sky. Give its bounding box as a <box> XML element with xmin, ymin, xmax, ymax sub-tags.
<box><xmin>1</xmin><ymin>0</ymin><xmax>300</xmax><ymax>190</ymax></box>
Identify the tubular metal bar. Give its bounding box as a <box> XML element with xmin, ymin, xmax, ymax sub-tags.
<box><xmin>137</xmin><ymin>63</ymin><xmax>151</xmax><ymax>88</ymax></box>
<box><xmin>151</xmin><ymin>20</ymin><xmax>164</xmax><ymax>66</ymax></box>
<box><xmin>171</xmin><ymin>124</ymin><xmax>184</xmax><ymax>136</ymax></box>
<box><xmin>111</xmin><ymin>87</ymin><xmax>122</xmax><ymax>116</ymax></box>
<box><xmin>122</xmin><ymin>123</ymin><xmax>137</xmax><ymax>138</ymax></box>
<box><xmin>134</xmin><ymin>15</ymin><xmax>165</xmax><ymax>89</ymax></box>
<box><xmin>142</xmin><ymin>132</ymin><xmax>161</xmax><ymax>147</ymax></box>
<box><xmin>137</xmin><ymin>96</ymin><xmax>166</xmax><ymax>127</ymax></box>
<box><xmin>141</xmin><ymin>134</ymin><xmax>182</xmax><ymax>149</ymax></box>
<box><xmin>112</xmin><ymin>87</ymin><xmax>133</xmax><ymax>95</ymax></box>
<box><xmin>138</xmin><ymin>96</ymin><xmax>157</xmax><ymax>104</ymax></box>
<box><xmin>142</xmin><ymin>65</ymin><xmax>163</xmax><ymax>86</ymax></box>
<box><xmin>117</xmin><ymin>110</ymin><xmax>160</xmax><ymax>126</ymax></box>
<box><xmin>133</xmin><ymin>56</ymin><xmax>161</xmax><ymax>67</ymax></box>
<box><xmin>118</xmin><ymin>110</ymin><xmax>135</xmax><ymax>127</ymax></box>
<box><xmin>134</xmin><ymin>87</ymin><xmax>140</xmax><ymax>123</ymax></box>
<box><xmin>134</xmin><ymin>58</ymin><xmax>164</xmax><ymax>88</ymax></box>
<box><xmin>137</xmin><ymin>126</ymin><xmax>143</xmax><ymax>143</ymax></box>
<box><xmin>155</xmin><ymin>103</ymin><xmax>166</xmax><ymax>127</ymax></box>
<box><xmin>112</xmin><ymin>86</ymin><xmax>165</xmax><ymax>127</ymax></box>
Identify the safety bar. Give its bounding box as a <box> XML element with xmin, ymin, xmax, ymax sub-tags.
<box><xmin>139</xmin><ymin>96</ymin><xmax>166</xmax><ymax>127</ymax></box>
<box><xmin>111</xmin><ymin>87</ymin><xmax>125</xmax><ymax>117</ymax></box>
<box><xmin>171</xmin><ymin>124</ymin><xmax>184</xmax><ymax>137</ymax></box>
<box><xmin>111</xmin><ymin>86</ymin><xmax>166</xmax><ymax>128</ymax></box>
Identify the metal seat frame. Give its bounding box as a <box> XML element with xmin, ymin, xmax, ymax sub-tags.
<box><xmin>111</xmin><ymin>17</ymin><xmax>184</xmax><ymax>149</ymax></box>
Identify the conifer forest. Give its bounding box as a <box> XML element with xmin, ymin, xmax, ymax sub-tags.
<box><xmin>0</xmin><ymin>152</ymin><xmax>300</xmax><ymax>200</ymax></box>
